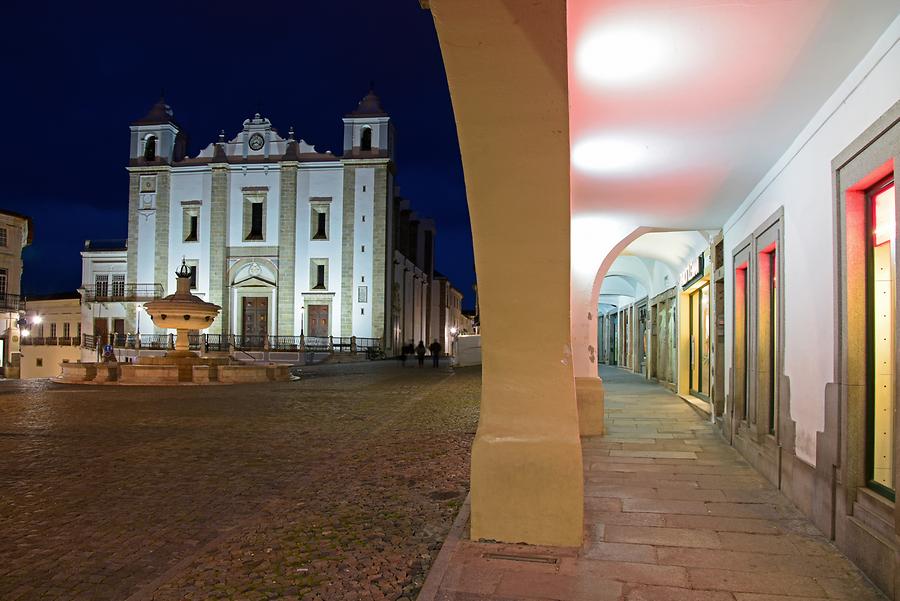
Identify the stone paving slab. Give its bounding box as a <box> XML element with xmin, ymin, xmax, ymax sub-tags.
<box><xmin>420</xmin><ymin>366</ymin><xmax>888</xmax><ymax>601</ymax></box>
<box><xmin>0</xmin><ymin>362</ymin><xmax>480</xmax><ymax>600</ymax></box>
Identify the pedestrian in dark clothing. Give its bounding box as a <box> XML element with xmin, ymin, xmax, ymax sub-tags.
<box><xmin>415</xmin><ymin>341</ymin><xmax>427</xmax><ymax>367</ymax></box>
<box><xmin>399</xmin><ymin>343</ymin><xmax>408</xmax><ymax>367</ymax></box>
<box><xmin>429</xmin><ymin>339</ymin><xmax>442</xmax><ymax>367</ymax></box>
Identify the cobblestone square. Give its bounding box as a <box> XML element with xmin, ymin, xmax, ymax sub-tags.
<box><xmin>0</xmin><ymin>362</ymin><xmax>480</xmax><ymax>601</ymax></box>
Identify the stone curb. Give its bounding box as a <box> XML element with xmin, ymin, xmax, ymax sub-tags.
<box><xmin>416</xmin><ymin>492</ymin><xmax>471</xmax><ymax>601</ymax></box>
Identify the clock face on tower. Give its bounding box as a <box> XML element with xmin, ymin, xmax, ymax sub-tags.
<box><xmin>248</xmin><ymin>133</ymin><xmax>265</xmax><ymax>151</ymax></box>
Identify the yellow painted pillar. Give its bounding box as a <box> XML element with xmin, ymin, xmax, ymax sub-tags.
<box><xmin>427</xmin><ymin>0</ymin><xmax>584</xmax><ymax>546</ymax></box>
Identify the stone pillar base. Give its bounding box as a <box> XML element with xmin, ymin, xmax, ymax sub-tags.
<box><xmin>576</xmin><ymin>376</ymin><xmax>605</xmax><ymax>436</ymax></box>
<box><xmin>470</xmin><ymin>432</ymin><xmax>584</xmax><ymax>547</ymax></box>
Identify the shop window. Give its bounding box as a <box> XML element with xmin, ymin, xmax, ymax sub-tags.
<box><xmin>689</xmin><ymin>283</ymin><xmax>711</xmax><ymax>398</ymax></box>
<box><xmin>868</xmin><ymin>178</ymin><xmax>895</xmax><ymax>496</ymax></box>
<box><xmin>757</xmin><ymin>244</ymin><xmax>778</xmax><ymax>434</ymax></box>
<box><xmin>756</xmin><ymin>224</ymin><xmax>780</xmax><ymax>438</ymax></box>
<box><xmin>734</xmin><ymin>257</ymin><xmax>750</xmax><ymax>422</ymax></box>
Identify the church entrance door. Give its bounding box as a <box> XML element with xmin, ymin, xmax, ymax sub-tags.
<box><xmin>241</xmin><ymin>297</ymin><xmax>268</xmax><ymax>342</ymax></box>
<box><xmin>308</xmin><ymin>305</ymin><xmax>329</xmax><ymax>338</ymax></box>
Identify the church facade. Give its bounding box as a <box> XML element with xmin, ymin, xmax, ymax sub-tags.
<box><xmin>81</xmin><ymin>92</ymin><xmax>448</xmax><ymax>356</ymax></box>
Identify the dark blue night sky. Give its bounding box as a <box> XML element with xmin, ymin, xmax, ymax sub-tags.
<box><xmin>1</xmin><ymin>1</ymin><xmax>474</xmax><ymax>308</ymax></box>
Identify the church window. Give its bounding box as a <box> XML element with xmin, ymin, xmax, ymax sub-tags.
<box><xmin>362</xmin><ymin>215</ymin><xmax>366</xmax><ymax>222</ymax></box>
<box><xmin>250</xmin><ymin>204</ymin><xmax>263</xmax><ymax>239</ymax></box>
<box><xmin>144</xmin><ymin>135</ymin><xmax>157</xmax><ymax>161</ymax></box>
<box><xmin>309</xmin><ymin>199</ymin><xmax>331</xmax><ymax>241</ymax></box>
<box><xmin>185</xmin><ymin>262</ymin><xmax>198</xmax><ymax>289</ymax></box>
<box><xmin>183</xmin><ymin>206</ymin><xmax>199</xmax><ymax>243</ymax></box>
<box><xmin>310</xmin><ymin>259</ymin><xmax>328</xmax><ymax>290</ymax></box>
<box><xmin>360</xmin><ymin>126</ymin><xmax>372</xmax><ymax>151</ymax></box>
<box><xmin>244</xmin><ymin>194</ymin><xmax>266</xmax><ymax>241</ymax></box>
<box><xmin>358</xmin><ymin>286</ymin><xmax>368</xmax><ymax>303</ymax></box>
<box><xmin>0</xmin><ymin>227</ymin><xmax>7</xmax><ymax>247</ymax></box>
<box><xmin>311</xmin><ymin>204</ymin><xmax>330</xmax><ymax>241</ymax></box>
<box><xmin>361</xmin><ymin>245</ymin><xmax>365</xmax><ymax>253</ymax></box>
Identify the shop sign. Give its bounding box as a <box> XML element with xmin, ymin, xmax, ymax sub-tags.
<box><xmin>679</xmin><ymin>253</ymin><xmax>705</xmax><ymax>287</ymax></box>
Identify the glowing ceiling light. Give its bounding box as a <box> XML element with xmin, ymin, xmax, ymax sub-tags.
<box><xmin>572</xmin><ymin>136</ymin><xmax>653</xmax><ymax>175</ymax></box>
<box><xmin>576</xmin><ymin>21</ymin><xmax>686</xmax><ymax>88</ymax></box>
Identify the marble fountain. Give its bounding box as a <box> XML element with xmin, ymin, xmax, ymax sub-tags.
<box><xmin>57</xmin><ymin>262</ymin><xmax>292</xmax><ymax>385</ymax></box>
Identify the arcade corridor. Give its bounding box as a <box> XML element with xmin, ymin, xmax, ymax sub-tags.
<box><xmin>421</xmin><ymin>366</ymin><xmax>885</xmax><ymax>600</ymax></box>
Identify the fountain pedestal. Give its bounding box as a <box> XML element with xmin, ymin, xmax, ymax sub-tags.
<box><xmin>57</xmin><ymin>261</ymin><xmax>292</xmax><ymax>385</ymax></box>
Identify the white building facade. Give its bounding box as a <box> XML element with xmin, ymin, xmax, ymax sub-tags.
<box><xmin>82</xmin><ymin>91</ymin><xmax>455</xmax><ymax>357</ymax></box>
<box><xmin>0</xmin><ymin>210</ymin><xmax>31</xmax><ymax>378</ymax></box>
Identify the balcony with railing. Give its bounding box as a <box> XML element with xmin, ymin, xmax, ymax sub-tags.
<box><xmin>82</xmin><ymin>283</ymin><xmax>164</xmax><ymax>303</ymax></box>
<box><xmin>0</xmin><ymin>293</ymin><xmax>23</xmax><ymax>312</ymax></box>
<box><xmin>21</xmin><ymin>336</ymin><xmax>80</xmax><ymax>346</ymax></box>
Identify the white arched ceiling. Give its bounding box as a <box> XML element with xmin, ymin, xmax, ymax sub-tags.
<box><xmin>620</xmin><ymin>231</ymin><xmax>710</xmax><ymax>276</ymax></box>
<box><xmin>570</xmin><ymin>1</ymin><xmax>900</xmax><ymax>377</ymax></box>
<box><xmin>568</xmin><ymin>0</ymin><xmax>898</xmax><ymax>230</ymax></box>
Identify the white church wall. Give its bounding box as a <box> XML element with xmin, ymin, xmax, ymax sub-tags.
<box><xmin>353</xmin><ymin>168</ymin><xmax>375</xmax><ymax>336</ymax></box>
<box><xmin>169</xmin><ymin>169</ymin><xmax>212</xmax><ymax>297</ymax></box>
<box><xmin>722</xmin><ymin>19</ymin><xmax>900</xmax><ymax>466</ymax></box>
<box><xmin>227</xmin><ymin>166</ymin><xmax>282</xmax><ymax>248</ymax></box>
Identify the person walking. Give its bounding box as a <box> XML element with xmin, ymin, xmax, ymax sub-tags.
<box><xmin>429</xmin><ymin>339</ymin><xmax>442</xmax><ymax>368</ymax></box>
<box><xmin>415</xmin><ymin>340</ymin><xmax>427</xmax><ymax>367</ymax></box>
<box><xmin>399</xmin><ymin>342</ymin><xmax>408</xmax><ymax>367</ymax></box>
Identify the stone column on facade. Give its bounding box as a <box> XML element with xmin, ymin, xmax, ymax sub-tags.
<box><xmin>278</xmin><ymin>161</ymin><xmax>298</xmax><ymax>336</ymax></box>
<box><xmin>372</xmin><ymin>165</ymin><xmax>389</xmax><ymax>351</ymax></box>
<box><xmin>208</xmin><ymin>163</ymin><xmax>229</xmax><ymax>334</ymax></box>
<box><xmin>340</xmin><ymin>167</ymin><xmax>356</xmax><ymax>336</ymax></box>
<box><xmin>125</xmin><ymin>172</ymin><xmax>141</xmax><ymax>334</ymax></box>
<box><xmin>153</xmin><ymin>170</ymin><xmax>171</xmax><ymax>299</ymax></box>
<box><xmin>428</xmin><ymin>0</ymin><xmax>583</xmax><ymax>546</ymax></box>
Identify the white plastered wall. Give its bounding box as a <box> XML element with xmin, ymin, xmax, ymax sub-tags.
<box><xmin>722</xmin><ymin>17</ymin><xmax>900</xmax><ymax>465</ymax></box>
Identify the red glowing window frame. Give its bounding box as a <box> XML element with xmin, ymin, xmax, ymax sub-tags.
<box><xmin>873</xmin><ymin>181</ymin><xmax>895</xmax><ymax>246</ymax></box>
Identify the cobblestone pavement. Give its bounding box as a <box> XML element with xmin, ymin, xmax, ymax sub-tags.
<box><xmin>425</xmin><ymin>366</ymin><xmax>887</xmax><ymax>601</ymax></box>
<box><xmin>0</xmin><ymin>361</ymin><xmax>480</xmax><ymax>601</ymax></box>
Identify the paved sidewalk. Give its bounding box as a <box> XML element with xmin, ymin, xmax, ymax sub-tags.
<box><xmin>422</xmin><ymin>366</ymin><xmax>886</xmax><ymax>601</ymax></box>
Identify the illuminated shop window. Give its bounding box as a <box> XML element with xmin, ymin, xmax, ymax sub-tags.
<box><xmin>757</xmin><ymin>243</ymin><xmax>778</xmax><ymax>436</ymax></box>
<box><xmin>869</xmin><ymin>179</ymin><xmax>895</xmax><ymax>497</ymax></box>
